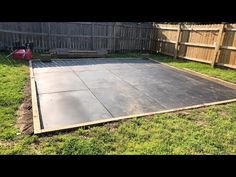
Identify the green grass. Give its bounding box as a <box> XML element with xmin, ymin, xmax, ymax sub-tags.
<box><xmin>0</xmin><ymin>52</ymin><xmax>236</xmax><ymax>154</ymax></box>
<box><xmin>0</xmin><ymin>54</ymin><xmax>29</xmax><ymax>140</ymax></box>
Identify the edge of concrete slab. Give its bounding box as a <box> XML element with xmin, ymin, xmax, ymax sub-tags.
<box><xmin>37</xmin><ymin>98</ymin><xmax>236</xmax><ymax>134</ymax></box>
<box><xmin>145</xmin><ymin>57</ymin><xmax>236</xmax><ymax>90</ymax></box>
<box><xmin>32</xmin><ymin>57</ymin><xmax>140</xmax><ymax>61</ymax></box>
<box><xmin>29</xmin><ymin>60</ymin><xmax>42</xmax><ymax>134</ymax></box>
<box><xmin>31</xmin><ymin>58</ymin><xmax>236</xmax><ymax>134</ymax></box>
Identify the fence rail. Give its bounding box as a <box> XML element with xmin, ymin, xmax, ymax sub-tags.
<box><xmin>0</xmin><ymin>22</ymin><xmax>236</xmax><ymax>69</ymax></box>
<box><xmin>0</xmin><ymin>22</ymin><xmax>153</xmax><ymax>53</ymax></box>
<box><xmin>152</xmin><ymin>23</ymin><xmax>236</xmax><ymax>69</ymax></box>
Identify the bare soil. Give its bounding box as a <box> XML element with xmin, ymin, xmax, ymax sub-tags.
<box><xmin>16</xmin><ymin>79</ymin><xmax>33</xmax><ymax>135</ymax></box>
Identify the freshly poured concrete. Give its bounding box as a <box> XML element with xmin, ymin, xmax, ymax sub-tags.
<box><xmin>32</xmin><ymin>58</ymin><xmax>236</xmax><ymax>132</ymax></box>
<box><xmin>39</xmin><ymin>90</ymin><xmax>112</xmax><ymax>129</ymax></box>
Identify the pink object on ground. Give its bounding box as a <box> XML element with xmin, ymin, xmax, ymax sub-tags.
<box><xmin>12</xmin><ymin>49</ymin><xmax>32</xmax><ymax>60</ymax></box>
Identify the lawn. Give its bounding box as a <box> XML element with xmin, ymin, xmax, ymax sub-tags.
<box><xmin>0</xmin><ymin>52</ymin><xmax>236</xmax><ymax>155</ymax></box>
<box><xmin>0</xmin><ymin>54</ymin><xmax>29</xmax><ymax>140</ymax></box>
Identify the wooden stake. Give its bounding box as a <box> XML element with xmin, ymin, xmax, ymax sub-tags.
<box><xmin>211</xmin><ymin>24</ymin><xmax>225</xmax><ymax>67</ymax></box>
<box><xmin>174</xmin><ymin>24</ymin><xmax>181</xmax><ymax>59</ymax></box>
<box><xmin>29</xmin><ymin>60</ymin><xmax>41</xmax><ymax>134</ymax></box>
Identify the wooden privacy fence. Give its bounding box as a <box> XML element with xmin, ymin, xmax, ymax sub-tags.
<box><xmin>152</xmin><ymin>23</ymin><xmax>236</xmax><ymax>69</ymax></box>
<box><xmin>0</xmin><ymin>22</ymin><xmax>153</xmax><ymax>53</ymax></box>
<box><xmin>0</xmin><ymin>22</ymin><xmax>236</xmax><ymax>69</ymax></box>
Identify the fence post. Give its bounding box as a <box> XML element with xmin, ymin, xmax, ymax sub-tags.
<box><xmin>41</xmin><ymin>22</ymin><xmax>44</xmax><ymax>53</ymax></box>
<box><xmin>148</xmin><ymin>23</ymin><xmax>153</xmax><ymax>52</ymax></box>
<box><xmin>91</xmin><ymin>23</ymin><xmax>94</xmax><ymax>50</ymax></box>
<box><xmin>154</xmin><ymin>23</ymin><xmax>158</xmax><ymax>53</ymax></box>
<box><xmin>113</xmin><ymin>22</ymin><xmax>116</xmax><ymax>52</ymax></box>
<box><xmin>150</xmin><ymin>22</ymin><xmax>156</xmax><ymax>53</ymax></box>
<box><xmin>174</xmin><ymin>24</ymin><xmax>181</xmax><ymax>59</ymax></box>
<box><xmin>139</xmin><ymin>24</ymin><xmax>142</xmax><ymax>51</ymax></box>
<box><xmin>48</xmin><ymin>22</ymin><xmax>50</xmax><ymax>50</ymax></box>
<box><xmin>211</xmin><ymin>23</ymin><xmax>225</xmax><ymax>67</ymax></box>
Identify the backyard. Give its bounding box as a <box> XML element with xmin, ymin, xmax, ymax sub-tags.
<box><xmin>0</xmin><ymin>52</ymin><xmax>236</xmax><ymax>155</ymax></box>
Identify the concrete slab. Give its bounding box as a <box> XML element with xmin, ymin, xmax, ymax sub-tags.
<box><xmin>35</xmin><ymin>71</ymin><xmax>87</xmax><ymax>94</ymax></box>
<box><xmin>39</xmin><ymin>90</ymin><xmax>112</xmax><ymax>129</ymax></box>
<box><xmin>77</xmin><ymin>70</ymin><xmax>128</xmax><ymax>89</ymax></box>
<box><xmin>111</xmin><ymin>68</ymin><xmax>166</xmax><ymax>86</ymax></box>
<box><xmin>32</xmin><ymin>60</ymin><xmax>72</xmax><ymax>74</ymax></box>
<box><xmin>91</xmin><ymin>85</ymin><xmax>165</xmax><ymax>117</ymax></box>
<box><xmin>69</xmin><ymin>59</ymin><xmax>106</xmax><ymax>71</ymax></box>
<box><xmin>31</xmin><ymin>58</ymin><xmax>236</xmax><ymax>133</ymax></box>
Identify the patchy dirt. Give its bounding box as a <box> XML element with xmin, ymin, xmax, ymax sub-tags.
<box><xmin>194</xmin><ymin>119</ymin><xmax>208</xmax><ymax>127</ymax></box>
<box><xmin>0</xmin><ymin>140</ymin><xmax>15</xmax><ymax>149</ymax></box>
<box><xmin>16</xmin><ymin>79</ymin><xmax>34</xmax><ymax>135</ymax></box>
<box><xmin>103</xmin><ymin>119</ymin><xmax>134</xmax><ymax>133</ymax></box>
